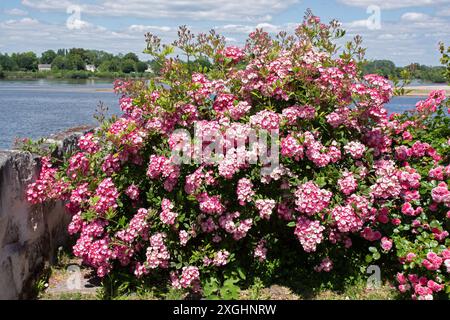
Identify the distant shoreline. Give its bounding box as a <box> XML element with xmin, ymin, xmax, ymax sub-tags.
<box><xmin>404</xmin><ymin>85</ymin><xmax>450</xmax><ymax>96</ymax></box>
<box><xmin>1</xmin><ymin>77</ymin><xmax>448</xmax><ymax>97</ymax></box>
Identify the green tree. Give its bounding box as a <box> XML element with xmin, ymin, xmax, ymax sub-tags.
<box><xmin>12</xmin><ymin>52</ymin><xmax>38</xmax><ymax>71</ymax></box>
<box><xmin>363</xmin><ymin>60</ymin><xmax>396</xmax><ymax>77</ymax></box>
<box><xmin>99</xmin><ymin>59</ymin><xmax>120</xmax><ymax>72</ymax></box>
<box><xmin>51</xmin><ymin>56</ymin><xmax>66</xmax><ymax>70</ymax></box>
<box><xmin>123</xmin><ymin>52</ymin><xmax>139</xmax><ymax>62</ymax></box>
<box><xmin>56</xmin><ymin>48</ymin><xmax>67</xmax><ymax>56</ymax></box>
<box><xmin>66</xmin><ymin>54</ymin><xmax>86</xmax><ymax>70</ymax></box>
<box><xmin>0</xmin><ymin>53</ymin><xmax>18</xmax><ymax>71</ymax></box>
<box><xmin>40</xmin><ymin>50</ymin><xmax>57</xmax><ymax>64</ymax></box>
<box><xmin>439</xmin><ymin>42</ymin><xmax>449</xmax><ymax>83</ymax></box>
<box><xmin>135</xmin><ymin>61</ymin><xmax>148</xmax><ymax>73</ymax></box>
<box><xmin>121</xmin><ymin>59</ymin><xmax>136</xmax><ymax>73</ymax></box>
<box><xmin>148</xmin><ymin>59</ymin><xmax>162</xmax><ymax>76</ymax></box>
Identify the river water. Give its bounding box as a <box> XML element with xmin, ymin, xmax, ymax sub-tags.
<box><xmin>0</xmin><ymin>79</ymin><xmax>424</xmax><ymax>150</ymax></box>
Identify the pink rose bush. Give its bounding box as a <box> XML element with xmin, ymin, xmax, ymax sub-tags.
<box><xmin>26</xmin><ymin>13</ymin><xmax>450</xmax><ymax>299</ymax></box>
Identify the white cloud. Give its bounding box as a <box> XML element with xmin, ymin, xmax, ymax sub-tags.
<box><xmin>345</xmin><ymin>19</ymin><xmax>371</xmax><ymax>28</ymax></box>
<box><xmin>128</xmin><ymin>25</ymin><xmax>172</xmax><ymax>33</ymax></box>
<box><xmin>343</xmin><ymin>11</ymin><xmax>449</xmax><ymax>66</ymax></box>
<box><xmin>437</xmin><ymin>6</ymin><xmax>450</xmax><ymax>15</ymax></box>
<box><xmin>216</xmin><ymin>22</ymin><xmax>297</xmax><ymax>34</ymax></box>
<box><xmin>338</xmin><ymin>0</ymin><xmax>450</xmax><ymax>9</ymax></box>
<box><xmin>22</xmin><ymin>0</ymin><xmax>299</xmax><ymax>21</ymax></box>
<box><xmin>0</xmin><ymin>18</ymin><xmax>150</xmax><ymax>57</ymax></box>
<box><xmin>21</xmin><ymin>0</ymin><xmax>73</xmax><ymax>10</ymax></box>
<box><xmin>4</xmin><ymin>8</ymin><xmax>28</xmax><ymax>16</ymax></box>
<box><xmin>2</xmin><ymin>18</ymin><xmax>40</xmax><ymax>27</ymax></box>
<box><xmin>401</xmin><ymin>12</ymin><xmax>430</xmax><ymax>22</ymax></box>
<box><xmin>2</xmin><ymin>1</ymin><xmax>448</xmax><ymax>66</ymax></box>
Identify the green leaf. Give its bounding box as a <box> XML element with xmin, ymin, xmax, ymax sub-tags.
<box><xmin>368</xmin><ymin>247</ymin><xmax>378</xmax><ymax>253</ymax></box>
<box><xmin>237</xmin><ymin>268</ymin><xmax>246</xmax><ymax>280</ymax></box>
<box><xmin>287</xmin><ymin>222</ymin><xmax>296</xmax><ymax>227</ymax></box>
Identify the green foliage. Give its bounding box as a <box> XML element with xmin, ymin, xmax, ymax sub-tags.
<box><xmin>14</xmin><ymin>137</ymin><xmax>58</xmax><ymax>157</ymax></box>
<box><xmin>439</xmin><ymin>42</ymin><xmax>450</xmax><ymax>83</ymax></box>
<box><xmin>121</xmin><ymin>59</ymin><xmax>137</xmax><ymax>73</ymax></box>
<box><xmin>363</xmin><ymin>59</ymin><xmax>447</xmax><ymax>83</ymax></box>
<box><xmin>11</xmin><ymin>51</ymin><xmax>38</xmax><ymax>71</ymax></box>
<box><xmin>0</xmin><ymin>48</ymin><xmax>150</xmax><ymax>76</ymax></box>
<box><xmin>202</xmin><ymin>276</ymin><xmax>242</xmax><ymax>300</ymax></box>
<box><xmin>40</xmin><ymin>50</ymin><xmax>57</xmax><ymax>64</ymax></box>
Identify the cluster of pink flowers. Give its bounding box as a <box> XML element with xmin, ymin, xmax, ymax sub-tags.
<box><xmin>343</xmin><ymin>141</ymin><xmax>366</xmax><ymax>159</ymax></box>
<box><xmin>146</xmin><ymin>155</ymin><xmax>180</xmax><ymax>191</ymax></box>
<box><xmin>236</xmin><ymin>178</ymin><xmax>255</xmax><ymax>205</ymax></box>
<box><xmin>337</xmin><ymin>171</ymin><xmax>358</xmax><ymax>195</ymax></box>
<box><xmin>179</xmin><ymin>230</ymin><xmax>189</xmax><ymax>246</ymax></box>
<box><xmin>294</xmin><ymin>216</ymin><xmax>325</xmax><ymax>252</ymax></box>
<box><xmin>219</xmin><ymin>46</ymin><xmax>245</xmax><ymax>63</ymax></box>
<box><xmin>331</xmin><ymin>205</ymin><xmax>363</xmax><ymax>233</ymax></box>
<box><xmin>160</xmin><ymin>198</ymin><xmax>178</xmax><ymax>225</ymax></box>
<box><xmin>422</xmin><ymin>252</ymin><xmax>444</xmax><ymax>271</ymax></box>
<box><xmin>255</xmin><ymin>199</ymin><xmax>276</xmax><ymax>220</ymax></box>
<box><xmin>281</xmin><ymin>135</ymin><xmax>304</xmax><ymax>160</ymax></box>
<box><xmin>125</xmin><ymin>184</ymin><xmax>140</xmax><ymax>200</ymax></box>
<box><xmin>380</xmin><ymin>237</ymin><xmax>393</xmax><ymax>251</ymax></box>
<box><xmin>294</xmin><ymin>181</ymin><xmax>332</xmax><ymax>215</ymax></box>
<box><xmin>78</xmin><ymin>132</ymin><xmax>99</xmax><ymax>154</ymax></box>
<box><xmin>254</xmin><ymin>240</ymin><xmax>268</xmax><ymax>262</ymax></box>
<box><xmin>282</xmin><ymin>105</ymin><xmax>316</xmax><ymax>124</ymax></box>
<box><xmin>196</xmin><ymin>192</ymin><xmax>225</xmax><ymax>215</ymax></box>
<box><xmin>184</xmin><ymin>167</ymin><xmax>215</xmax><ymax>194</ymax></box>
<box><xmin>145</xmin><ymin>233</ymin><xmax>170</xmax><ymax>270</ymax></box>
<box><xmin>213</xmin><ymin>93</ymin><xmax>235</xmax><ymax>115</ymax></box>
<box><xmin>218</xmin><ymin>211</ymin><xmax>253</xmax><ymax>240</ymax></box>
<box><xmin>116</xmin><ymin>208</ymin><xmax>149</xmax><ymax>243</ymax></box>
<box><xmin>27</xmin><ymin>157</ymin><xmax>59</xmax><ymax>204</ymax></box>
<box><xmin>250</xmin><ymin>110</ymin><xmax>280</xmax><ymax>130</ymax></box>
<box><xmin>93</xmin><ymin>178</ymin><xmax>119</xmax><ymax>215</ymax></box>
<box><xmin>314</xmin><ymin>257</ymin><xmax>333</xmax><ymax>272</ymax></box>
<box><xmin>397</xmin><ymin>272</ymin><xmax>444</xmax><ymax>300</ymax></box>
<box><xmin>73</xmin><ymin>235</ymin><xmax>112</xmax><ymax>277</ymax></box>
<box><xmin>303</xmin><ymin>133</ymin><xmax>341</xmax><ymax>167</ymax></box>
<box><xmin>180</xmin><ymin>266</ymin><xmax>200</xmax><ymax>289</ymax></box>
<box><xmin>229</xmin><ymin>101</ymin><xmax>252</xmax><ymax>120</ymax></box>
<box><xmin>67</xmin><ymin>153</ymin><xmax>89</xmax><ymax>179</ymax></box>
<box><xmin>210</xmin><ymin>250</ymin><xmax>230</xmax><ymax>267</ymax></box>
<box><xmin>102</xmin><ymin>153</ymin><xmax>121</xmax><ymax>176</ymax></box>
<box><xmin>416</xmin><ymin>90</ymin><xmax>446</xmax><ymax>113</ymax></box>
<box><xmin>431</xmin><ymin>182</ymin><xmax>450</xmax><ymax>205</ymax></box>
<box><xmin>370</xmin><ymin>161</ymin><xmax>402</xmax><ymax>200</ymax></box>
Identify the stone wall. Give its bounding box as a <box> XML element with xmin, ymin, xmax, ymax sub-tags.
<box><xmin>0</xmin><ymin>127</ymin><xmax>90</xmax><ymax>300</ymax></box>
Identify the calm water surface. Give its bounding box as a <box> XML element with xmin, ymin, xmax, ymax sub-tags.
<box><xmin>0</xmin><ymin>79</ymin><xmax>119</xmax><ymax>149</ymax></box>
<box><xmin>0</xmin><ymin>80</ymin><xmax>425</xmax><ymax>150</ymax></box>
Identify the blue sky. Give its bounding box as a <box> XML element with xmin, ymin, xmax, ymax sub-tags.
<box><xmin>1</xmin><ymin>0</ymin><xmax>449</xmax><ymax>66</ymax></box>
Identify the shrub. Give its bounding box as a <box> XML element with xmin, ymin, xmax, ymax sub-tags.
<box><xmin>27</xmin><ymin>12</ymin><xmax>450</xmax><ymax>300</ymax></box>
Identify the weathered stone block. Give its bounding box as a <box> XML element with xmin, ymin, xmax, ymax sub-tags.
<box><xmin>0</xmin><ymin>128</ymin><xmax>91</xmax><ymax>300</ymax></box>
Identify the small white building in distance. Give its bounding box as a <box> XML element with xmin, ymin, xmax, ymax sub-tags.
<box><xmin>145</xmin><ymin>65</ymin><xmax>153</xmax><ymax>73</ymax></box>
<box><xmin>85</xmin><ymin>64</ymin><xmax>97</xmax><ymax>72</ymax></box>
<box><xmin>38</xmin><ymin>64</ymin><xmax>52</xmax><ymax>71</ymax></box>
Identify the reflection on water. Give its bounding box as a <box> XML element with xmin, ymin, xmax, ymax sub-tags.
<box><xmin>0</xmin><ymin>80</ymin><xmax>428</xmax><ymax>150</ymax></box>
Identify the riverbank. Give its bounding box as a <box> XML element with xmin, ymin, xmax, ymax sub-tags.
<box><xmin>404</xmin><ymin>84</ymin><xmax>450</xmax><ymax>96</ymax></box>
<box><xmin>0</xmin><ymin>70</ymin><xmax>153</xmax><ymax>81</ymax></box>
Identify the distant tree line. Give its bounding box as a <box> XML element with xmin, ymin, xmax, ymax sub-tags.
<box><xmin>0</xmin><ymin>48</ymin><xmax>150</xmax><ymax>74</ymax></box>
<box><xmin>362</xmin><ymin>60</ymin><xmax>447</xmax><ymax>83</ymax></box>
